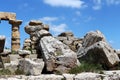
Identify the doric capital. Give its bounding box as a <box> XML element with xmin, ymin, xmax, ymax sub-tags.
<box><xmin>9</xmin><ymin>20</ymin><xmax>22</xmax><ymax>25</ymax></box>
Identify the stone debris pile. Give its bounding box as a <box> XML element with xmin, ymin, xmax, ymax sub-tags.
<box><xmin>25</xmin><ymin>20</ymin><xmax>78</xmax><ymax>73</ymax></box>
<box><xmin>0</xmin><ymin>17</ymin><xmax>120</xmax><ymax>80</ymax></box>
<box><xmin>56</xmin><ymin>32</ymin><xmax>83</xmax><ymax>52</ymax></box>
<box><xmin>77</xmin><ymin>30</ymin><xmax>120</xmax><ymax>68</ymax></box>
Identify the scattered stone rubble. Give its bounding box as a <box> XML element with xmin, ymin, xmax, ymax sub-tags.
<box><xmin>1</xmin><ymin>12</ymin><xmax>120</xmax><ymax>79</ymax></box>
<box><xmin>24</xmin><ymin>20</ymin><xmax>49</xmax><ymax>54</ymax></box>
<box><xmin>1</xmin><ymin>72</ymin><xmax>120</xmax><ymax>80</ymax></box>
<box><xmin>56</xmin><ymin>32</ymin><xmax>83</xmax><ymax>52</ymax></box>
<box><xmin>25</xmin><ymin>20</ymin><xmax>78</xmax><ymax>73</ymax></box>
<box><xmin>77</xmin><ymin>30</ymin><xmax>120</xmax><ymax>68</ymax></box>
<box><xmin>23</xmin><ymin>38</ymin><xmax>31</xmax><ymax>50</ymax></box>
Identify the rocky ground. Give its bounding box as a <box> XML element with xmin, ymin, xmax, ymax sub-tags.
<box><xmin>0</xmin><ymin>20</ymin><xmax>120</xmax><ymax>80</ymax></box>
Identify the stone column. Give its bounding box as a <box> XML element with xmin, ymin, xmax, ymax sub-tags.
<box><xmin>9</xmin><ymin>20</ymin><xmax>22</xmax><ymax>51</ymax></box>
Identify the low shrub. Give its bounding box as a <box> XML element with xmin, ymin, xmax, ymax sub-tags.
<box><xmin>0</xmin><ymin>69</ymin><xmax>12</xmax><ymax>75</ymax></box>
<box><xmin>69</xmin><ymin>61</ymin><xmax>103</xmax><ymax>74</ymax></box>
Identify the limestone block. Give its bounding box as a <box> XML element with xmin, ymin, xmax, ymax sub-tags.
<box><xmin>82</xmin><ymin>30</ymin><xmax>106</xmax><ymax>48</ymax></box>
<box><xmin>29</xmin><ymin>20</ymin><xmax>43</xmax><ymax>25</ymax></box>
<box><xmin>63</xmin><ymin>74</ymin><xmax>75</xmax><ymax>80</ymax></box>
<box><xmin>58</xmin><ymin>32</ymin><xmax>74</xmax><ymax>37</ymax></box>
<box><xmin>4</xmin><ymin>61</ymin><xmax>18</xmax><ymax>73</ymax></box>
<box><xmin>77</xmin><ymin>41</ymin><xmax>120</xmax><ymax>68</ymax></box>
<box><xmin>19</xmin><ymin>58</ymin><xmax>44</xmax><ymax>75</ymax></box>
<box><xmin>43</xmin><ymin>24</ymin><xmax>49</xmax><ymax>31</ymax></box>
<box><xmin>74</xmin><ymin>72</ymin><xmax>102</xmax><ymax>80</ymax></box>
<box><xmin>40</xmin><ymin>36</ymin><xmax>78</xmax><ymax>73</ymax></box>
<box><xmin>28</xmin><ymin>74</ymin><xmax>64</xmax><ymax>80</ymax></box>
<box><xmin>0</xmin><ymin>12</ymin><xmax>16</xmax><ymax>20</ymax></box>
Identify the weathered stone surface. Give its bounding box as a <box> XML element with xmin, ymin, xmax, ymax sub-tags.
<box><xmin>58</xmin><ymin>32</ymin><xmax>74</xmax><ymax>37</ymax></box>
<box><xmin>2</xmin><ymin>49</ymin><xmax>11</xmax><ymax>54</ymax></box>
<box><xmin>82</xmin><ymin>30</ymin><xmax>106</xmax><ymax>48</ymax></box>
<box><xmin>25</xmin><ymin>21</ymin><xmax>51</xmax><ymax>54</ymax></box>
<box><xmin>29</xmin><ymin>20</ymin><xmax>43</xmax><ymax>25</ymax></box>
<box><xmin>18</xmin><ymin>58</ymin><xmax>44</xmax><ymax>75</ymax></box>
<box><xmin>74</xmin><ymin>72</ymin><xmax>102</xmax><ymax>80</ymax></box>
<box><xmin>0</xmin><ymin>12</ymin><xmax>16</xmax><ymax>20</ymax></box>
<box><xmin>23</xmin><ymin>38</ymin><xmax>31</xmax><ymax>50</ymax></box>
<box><xmin>43</xmin><ymin>24</ymin><xmax>49</xmax><ymax>31</ymax></box>
<box><xmin>63</xmin><ymin>74</ymin><xmax>75</xmax><ymax>80</ymax></box>
<box><xmin>116</xmin><ymin>50</ymin><xmax>120</xmax><ymax>58</ymax></box>
<box><xmin>40</xmin><ymin>36</ymin><xmax>78</xmax><ymax>73</ymax></box>
<box><xmin>0</xmin><ymin>35</ymin><xmax>5</xmax><ymax>53</ymax></box>
<box><xmin>37</xmin><ymin>30</ymin><xmax>52</xmax><ymax>38</ymax></box>
<box><xmin>9</xmin><ymin>20</ymin><xmax>22</xmax><ymax>51</ymax></box>
<box><xmin>103</xmin><ymin>70</ymin><xmax>120</xmax><ymax>80</ymax></box>
<box><xmin>56</xmin><ymin>32</ymin><xmax>83</xmax><ymax>52</ymax></box>
<box><xmin>9</xmin><ymin>54</ymin><xmax>21</xmax><ymax>61</ymax></box>
<box><xmin>28</xmin><ymin>74</ymin><xmax>64</xmax><ymax>80</ymax></box>
<box><xmin>17</xmin><ymin>50</ymin><xmax>31</xmax><ymax>55</ymax></box>
<box><xmin>77</xmin><ymin>41</ymin><xmax>120</xmax><ymax>68</ymax></box>
<box><xmin>25</xmin><ymin>25</ymin><xmax>43</xmax><ymax>35</ymax></box>
<box><xmin>4</xmin><ymin>61</ymin><xmax>18</xmax><ymax>73</ymax></box>
<box><xmin>17</xmin><ymin>50</ymin><xmax>31</xmax><ymax>58</ymax></box>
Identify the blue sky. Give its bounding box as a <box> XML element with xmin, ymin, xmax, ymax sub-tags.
<box><xmin>0</xmin><ymin>0</ymin><xmax>120</xmax><ymax>49</ymax></box>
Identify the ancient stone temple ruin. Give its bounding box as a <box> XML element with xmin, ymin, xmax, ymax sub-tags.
<box><xmin>0</xmin><ymin>12</ymin><xmax>22</xmax><ymax>51</ymax></box>
<box><xmin>1</xmin><ymin>11</ymin><xmax>120</xmax><ymax>80</ymax></box>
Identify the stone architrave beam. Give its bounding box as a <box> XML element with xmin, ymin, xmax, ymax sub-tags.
<box><xmin>0</xmin><ymin>12</ymin><xmax>16</xmax><ymax>20</ymax></box>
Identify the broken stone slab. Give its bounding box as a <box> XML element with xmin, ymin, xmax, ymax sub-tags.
<box><xmin>43</xmin><ymin>24</ymin><xmax>49</xmax><ymax>31</ymax></box>
<box><xmin>58</xmin><ymin>32</ymin><xmax>74</xmax><ymax>37</ymax></box>
<box><xmin>77</xmin><ymin>41</ymin><xmax>120</xmax><ymax>68</ymax></box>
<box><xmin>40</xmin><ymin>36</ymin><xmax>78</xmax><ymax>73</ymax></box>
<box><xmin>103</xmin><ymin>70</ymin><xmax>120</xmax><ymax>80</ymax></box>
<box><xmin>0</xmin><ymin>12</ymin><xmax>16</xmax><ymax>20</ymax></box>
<box><xmin>37</xmin><ymin>30</ymin><xmax>52</xmax><ymax>38</ymax></box>
<box><xmin>0</xmin><ymin>35</ymin><xmax>6</xmax><ymax>53</ymax></box>
<box><xmin>25</xmin><ymin>25</ymin><xmax>44</xmax><ymax>35</ymax></box>
<box><xmin>82</xmin><ymin>30</ymin><xmax>106</xmax><ymax>48</ymax></box>
<box><xmin>17</xmin><ymin>50</ymin><xmax>31</xmax><ymax>58</ymax></box>
<box><xmin>74</xmin><ymin>72</ymin><xmax>103</xmax><ymax>80</ymax></box>
<box><xmin>116</xmin><ymin>50</ymin><xmax>120</xmax><ymax>58</ymax></box>
<box><xmin>29</xmin><ymin>20</ymin><xmax>43</xmax><ymax>25</ymax></box>
<box><xmin>28</xmin><ymin>74</ymin><xmax>64</xmax><ymax>80</ymax></box>
<box><xmin>18</xmin><ymin>58</ymin><xmax>44</xmax><ymax>75</ymax></box>
<box><xmin>4</xmin><ymin>61</ymin><xmax>19</xmax><ymax>73</ymax></box>
<box><xmin>63</xmin><ymin>74</ymin><xmax>75</xmax><ymax>80</ymax></box>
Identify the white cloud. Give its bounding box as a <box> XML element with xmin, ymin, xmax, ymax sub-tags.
<box><xmin>109</xmin><ymin>40</ymin><xmax>114</xmax><ymax>44</ymax></box>
<box><xmin>50</xmin><ymin>23</ymin><xmax>67</xmax><ymax>35</ymax></box>
<box><xmin>92</xmin><ymin>0</ymin><xmax>102</xmax><ymax>10</ymax></box>
<box><xmin>85</xmin><ymin>16</ymin><xmax>95</xmax><ymax>22</ymax></box>
<box><xmin>106</xmin><ymin>0</ymin><xmax>120</xmax><ymax>5</ymax></box>
<box><xmin>43</xmin><ymin>0</ymin><xmax>85</xmax><ymax>8</ymax></box>
<box><xmin>92</xmin><ymin>0</ymin><xmax>120</xmax><ymax>10</ymax></box>
<box><xmin>75</xmin><ymin>11</ymin><xmax>81</xmax><ymax>16</ymax></box>
<box><xmin>18</xmin><ymin>3</ymin><xmax>29</xmax><ymax>10</ymax></box>
<box><xmin>39</xmin><ymin>17</ymin><xmax>58</xmax><ymax>22</ymax></box>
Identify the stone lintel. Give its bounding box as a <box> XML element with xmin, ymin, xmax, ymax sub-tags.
<box><xmin>29</xmin><ymin>20</ymin><xmax>43</xmax><ymax>25</ymax></box>
<box><xmin>0</xmin><ymin>12</ymin><xmax>16</xmax><ymax>20</ymax></box>
<box><xmin>9</xmin><ymin>20</ymin><xmax>22</xmax><ymax>25</ymax></box>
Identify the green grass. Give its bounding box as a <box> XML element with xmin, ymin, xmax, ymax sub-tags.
<box><xmin>15</xmin><ymin>69</ymin><xmax>25</xmax><ymax>75</ymax></box>
<box><xmin>69</xmin><ymin>61</ymin><xmax>103</xmax><ymax>74</ymax></box>
<box><xmin>0</xmin><ymin>69</ymin><xmax>12</xmax><ymax>75</ymax></box>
